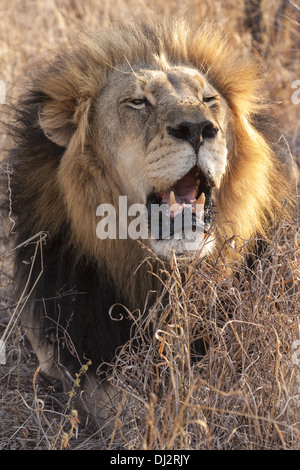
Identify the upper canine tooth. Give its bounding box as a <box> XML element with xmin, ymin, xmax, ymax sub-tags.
<box><xmin>197</xmin><ymin>192</ymin><xmax>206</xmax><ymax>206</ymax></box>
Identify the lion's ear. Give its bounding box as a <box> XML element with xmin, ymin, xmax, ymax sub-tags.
<box><xmin>38</xmin><ymin>100</ymin><xmax>75</xmax><ymax>148</ymax></box>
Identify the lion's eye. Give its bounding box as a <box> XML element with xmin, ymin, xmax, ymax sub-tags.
<box><xmin>128</xmin><ymin>98</ymin><xmax>150</xmax><ymax>109</ymax></box>
<box><xmin>203</xmin><ymin>96</ymin><xmax>217</xmax><ymax>104</ymax></box>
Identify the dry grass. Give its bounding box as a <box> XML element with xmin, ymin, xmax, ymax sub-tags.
<box><xmin>0</xmin><ymin>0</ymin><xmax>299</xmax><ymax>450</ymax></box>
<box><xmin>1</xmin><ymin>220</ymin><xmax>299</xmax><ymax>450</ymax></box>
<box><xmin>107</xmin><ymin>220</ymin><xmax>300</xmax><ymax>450</ymax></box>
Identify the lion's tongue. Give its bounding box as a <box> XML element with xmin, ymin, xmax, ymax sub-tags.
<box><xmin>160</xmin><ymin>189</ymin><xmax>195</xmax><ymax>207</ymax></box>
<box><xmin>160</xmin><ymin>171</ymin><xmax>205</xmax><ymax>216</ymax></box>
<box><xmin>161</xmin><ymin>170</ymin><xmax>196</xmax><ymax>204</ymax></box>
<box><xmin>171</xmin><ymin>170</ymin><xmax>198</xmax><ymax>202</ymax></box>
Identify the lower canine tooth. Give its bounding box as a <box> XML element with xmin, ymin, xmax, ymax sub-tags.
<box><xmin>169</xmin><ymin>191</ymin><xmax>182</xmax><ymax>214</ymax></box>
<box><xmin>196</xmin><ymin>192</ymin><xmax>206</xmax><ymax>206</ymax></box>
<box><xmin>170</xmin><ymin>203</ymin><xmax>181</xmax><ymax>213</ymax></box>
<box><xmin>170</xmin><ymin>190</ymin><xmax>176</xmax><ymax>207</ymax></box>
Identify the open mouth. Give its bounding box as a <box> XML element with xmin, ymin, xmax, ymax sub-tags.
<box><xmin>146</xmin><ymin>166</ymin><xmax>214</xmax><ymax>240</ymax></box>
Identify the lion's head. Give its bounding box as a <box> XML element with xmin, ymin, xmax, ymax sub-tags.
<box><xmin>32</xmin><ymin>20</ymin><xmax>291</xmax><ymax>264</ymax></box>
<box><xmin>91</xmin><ymin>63</ymin><xmax>228</xmax><ymax>258</ymax></box>
<box><xmin>3</xmin><ymin>19</ymin><xmax>293</xmax><ymax>393</ymax></box>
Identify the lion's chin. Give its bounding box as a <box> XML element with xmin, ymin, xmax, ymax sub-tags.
<box><xmin>150</xmin><ymin>233</ymin><xmax>215</xmax><ymax>260</ymax></box>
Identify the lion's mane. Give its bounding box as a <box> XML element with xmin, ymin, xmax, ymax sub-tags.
<box><xmin>2</xmin><ymin>20</ymin><xmax>292</xmax><ymax>382</ymax></box>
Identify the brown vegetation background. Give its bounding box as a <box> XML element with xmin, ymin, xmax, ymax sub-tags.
<box><xmin>0</xmin><ymin>0</ymin><xmax>299</xmax><ymax>450</ymax></box>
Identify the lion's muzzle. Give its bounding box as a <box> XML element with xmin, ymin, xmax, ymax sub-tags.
<box><xmin>167</xmin><ymin>119</ymin><xmax>219</xmax><ymax>155</ymax></box>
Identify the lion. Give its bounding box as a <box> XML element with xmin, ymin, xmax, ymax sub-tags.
<box><xmin>1</xmin><ymin>19</ymin><xmax>292</xmax><ymax>418</ymax></box>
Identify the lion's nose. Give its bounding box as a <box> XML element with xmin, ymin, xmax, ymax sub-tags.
<box><xmin>167</xmin><ymin>120</ymin><xmax>218</xmax><ymax>154</ymax></box>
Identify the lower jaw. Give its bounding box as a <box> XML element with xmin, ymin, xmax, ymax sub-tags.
<box><xmin>149</xmin><ymin>233</ymin><xmax>215</xmax><ymax>260</ymax></box>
